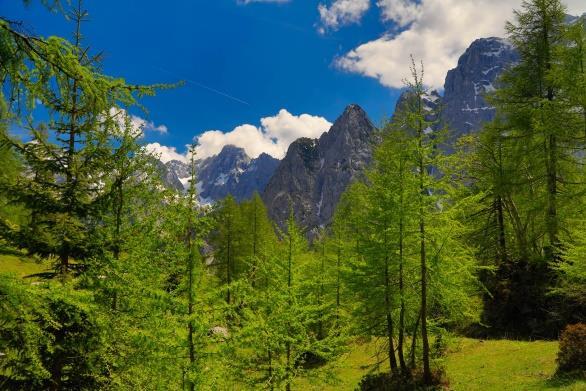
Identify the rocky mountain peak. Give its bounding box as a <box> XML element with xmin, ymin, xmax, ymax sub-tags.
<box><xmin>166</xmin><ymin>159</ymin><xmax>191</xmax><ymax>179</ymax></box>
<box><xmin>163</xmin><ymin>34</ymin><xmax>525</xmax><ymax>228</ymax></box>
<box><xmin>262</xmin><ymin>36</ymin><xmax>521</xmax><ymax>233</ymax></box>
<box><xmin>441</xmin><ymin>36</ymin><xmax>518</xmax><ymax>138</ymax></box>
<box><xmin>342</xmin><ymin>103</ymin><xmax>366</xmax><ymax>117</ymax></box>
<box><xmin>323</xmin><ymin>104</ymin><xmax>372</xmax><ymax>139</ymax></box>
<box><xmin>209</xmin><ymin>145</ymin><xmax>250</xmax><ymax>169</ymax></box>
<box><xmin>263</xmin><ymin>104</ymin><xmax>378</xmax><ymax>233</ymax></box>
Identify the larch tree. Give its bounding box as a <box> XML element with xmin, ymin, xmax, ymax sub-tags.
<box><xmin>498</xmin><ymin>0</ymin><xmax>568</xmax><ymax>262</ymax></box>
<box><xmin>211</xmin><ymin>195</ymin><xmax>244</xmax><ymax>306</ymax></box>
<box><xmin>469</xmin><ymin>0</ymin><xmax>586</xmax><ymax>336</ymax></box>
<box><xmin>0</xmin><ymin>0</ymin><xmax>161</xmax><ymax>275</ymax></box>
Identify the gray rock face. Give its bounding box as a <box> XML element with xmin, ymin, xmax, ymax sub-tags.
<box><xmin>237</xmin><ymin>152</ymin><xmax>281</xmax><ymax>200</ymax></box>
<box><xmin>394</xmin><ymin>89</ymin><xmax>442</xmax><ymax>124</ymax></box>
<box><xmin>197</xmin><ymin>145</ymin><xmax>252</xmax><ymax>202</ymax></box>
<box><xmin>166</xmin><ymin>160</ymin><xmax>190</xmax><ymax>182</ymax></box>
<box><xmin>441</xmin><ymin>37</ymin><xmax>518</xmax><ymax>138</ymax></box>
<box><xmin>156</xmin><ymin>159</ymin><xmax>184</xmax><ymax>192</ymax></box>
<box><xmin>198</xmin><ymin>145</ymin><xmax>279</xmax><ymax>202</ymax></box>
<box><xmin>161</xmin><ymin>145</ymin><xmax>279</xmax><ymax>203</ymax></box>
<box><xmin>262</xmin><ymin>104</ymin><xmax>378</xmax><ymax>232</ymax></box>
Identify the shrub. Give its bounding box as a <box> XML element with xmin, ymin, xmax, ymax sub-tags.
<box><xmin>557</xmin><ymin>323</ymin><xmax>586</xmax><ymax>375</ymax></box>
<box><xmin>358</xmin><ymin>368</ymin><xmax>448</xmax><ymax>390</ymax></box>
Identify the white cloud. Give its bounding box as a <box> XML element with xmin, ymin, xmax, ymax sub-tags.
<box><xmin>337</xmin><ymin>0</ymin><xmax>586</xmax><ymax>89</ymax></box>
<box><xmin>145</xmin><ymin>110</ymin><xmax>331</xmax><ymax>163</ymax></box>
<box><xmin>376</xmin><ymin>0</ymin><xmax>420</xmax><ymax>27</ymax></box>
<box><xmin>318</xmin><ymin>0</ymin><xmax>370</xmax><ymax>32</ymax></box>
<box><xmin>131</xmin><ymin>115</ymin><xmax>168</xmax><ymax>134</ymax></box>
<box><xmin>565</xmin><ymin>0</ymin><xmax>586</xmax><ymax>15</ymax></box>
<box><xmin>196</xmin><ymin>125</ymin><xmax>278</xmax><ymax>159</ymax></box>
<box><xmin>145</xmin><ymin>143</ymin><xmax>189</xmax><ymax>163</ymax></box>
<box><xmin>108</xmin><ymin>108</ymin><xmax>168</xmax><ymax>137</ymax></box>
<box><xmin>195</xmin><ymin>109</ymin><xmax>332</xmax><ymax>159</ymax></box>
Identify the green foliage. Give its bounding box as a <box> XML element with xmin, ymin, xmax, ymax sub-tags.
<box><xmin>556</xmin><ymin>221</ymin><xmax>586</xmax><ymax>305</ymax></box>
<box><xmin>0</xmin><ymin>4</ymin><xmax>170</xmax><ymax>273</ymax></box>
<box><xmin>210</xmin><ymin>195</ymin><xmax>246</xmax><ymax>304</ymax></box>
<box><xmin>0</xmin><ymin>274</ymin><xmax>109</xmax><ymax>390</ymax></box>
<box><xmin>1</xmin><ymin>0</ymin><xmax>585</xmax><ymax>389</ymax></box>
<box><xmin>464</xmin><ymin>0</ymin><xmax>586</xmax><ymax>336</ymax></box>
<box><xmin>222</xmin><ymin>211</ymin><xmax>346</xmax><ymax>389</ymax></box>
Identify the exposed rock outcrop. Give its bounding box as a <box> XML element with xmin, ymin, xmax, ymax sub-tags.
<box><xmin>262</xmin><ymin>104</ymin><xmax>378</xmax><ymax>232</ymax></box>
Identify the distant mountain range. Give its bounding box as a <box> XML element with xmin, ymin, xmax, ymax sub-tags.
<box><xmin>159</xmin><ymin>146</ymin><xmax>279</xmax><ymax>203</ymax></box>
<box><xmin>160</xmin><ymin>34</ymin><xmax>520</xmax><ymax>231</ymax></box>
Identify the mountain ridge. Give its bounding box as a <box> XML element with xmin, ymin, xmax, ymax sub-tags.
<box><xmin>161</xmin><ymin>34</ymin><xmax>521</xmax><ymax>232</ymax></box>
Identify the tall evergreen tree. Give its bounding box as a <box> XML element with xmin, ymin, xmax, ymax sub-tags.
<box><xmin>239</xmin><ymin>192</ymin><xmax>278</xmax><ymax>288</ymax></box>
<box><xmin>211</xmin><ymin>195</ymin><xmax>244</xmax><ymax>305</ymax></box>
<box><xmin>469</xmin><ymin>0</ymin><xmax>586</xmax><ymax>336</ymax></box>
<box><xmin>0</xmin><ymin>0</ymin><xmax>161</xmax><ymax>275</ymax></box>
<box><xmin>334</xmin><ymin>59</ymin><xmax>480</xmax><ymax>387</ymax></box>
<box><xmin>498</xmin><ymin>0</ymin><xmax>568</xmax><ymax>262</ymax></box>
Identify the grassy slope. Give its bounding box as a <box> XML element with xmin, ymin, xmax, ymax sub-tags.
<box><xmin>297</xmin><ymin>337</ymin><xmax>585</xmax><ymax>390</ymax></box>
<box><xmin>0</xmin><ymin>252</ymin><xmax>51</xmax><ymax>277</ymax></box>
<box><xmin>445</xmin><ymin>338</ymin><xmax>585</xmax><ymax>391</ymax></box>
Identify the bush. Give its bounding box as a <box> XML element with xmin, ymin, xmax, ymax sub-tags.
<box><xmin>358</xmin><ymin>368</ymin><xmax>448</xmax><ymax>390</ymax></box>
<box><xmin>295</xmin><ymin>351</ymin><xmax>327</xmax><ymax>369</ymax></box>
<box><xmin>557</xmin><ymin>323</ymin><xmax>586</xmax><ymax>375</ymax></box>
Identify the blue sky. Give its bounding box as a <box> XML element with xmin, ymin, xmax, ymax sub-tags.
<box><xmin>1</xmin><ymin>0</ymin><xmax>400</xmax><ymax>158</ymax></box>
<box><xmin>3</xmin><ymin>0</ymin><xmax>584</xmax><ymax>161</ymax></box>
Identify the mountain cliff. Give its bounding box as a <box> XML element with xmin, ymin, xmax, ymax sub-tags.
<box><xmin>262</xmin><ymin>104</ymin><xmax>378</xmax><ymax>232</ymax></box>
<box><xmin>441</xmin><ymin>37</ymin><xmax>518</xmax><ymax>138</ymax></box>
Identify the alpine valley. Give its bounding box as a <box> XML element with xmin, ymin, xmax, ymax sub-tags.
<box><xmin>2</xmin><ymin>2</ymin><xmax>586</xmax><ymax>390</ymax></box>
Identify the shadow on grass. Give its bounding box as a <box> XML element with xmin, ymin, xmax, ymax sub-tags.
<box><xmin>544</xmin><ymin>372</ymin><xmax>585</xmax><ymax>389</ymax></box>
<box><xmin>0</xmin><ymin>242</ymin><xmax>25</xmax><ymax>256</ymax></box>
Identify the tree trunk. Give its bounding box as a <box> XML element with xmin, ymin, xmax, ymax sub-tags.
<box><xmin>112</xmin><ymin>181</ymin><xmax>123</xmax><ymax>311</ymax></box>
<box><xmin>545</xmin><ymin>133</ymin><xmax>558</xmax><ymax>261</ymax></box>
<box><xmin>397</xmin><ymin>160</ymin><xmax>407</xmax><ymax>373</ymax></box>
<box><xmin>383</xmin><ymin>224</ymin><xmax>398</xmax><ymax>374</ymax></box>
<box><xmin>268</xmin><ymin>347</ymin><xmax>274</xmax><ymax>390</ymax></box>
<box><xmin>60</xmin><ymin>0</ymin><xmax>84</xmax><ymax>276</ymax></box>
<box><xmin>544</xmin><ymin>20</ymin><xmax>558</xmax><ymax>263</ymax></box>
<box><xmin>252</xmin><ymin>199</ymin><xmax>258</xmax><ymax>288</ymax></box>
<box><xmin>409</xmin><ymin>309</ymin><xmax>421</xmax><ymax>369</ymax></box>
<box><xmin>318</xmin><ymin>239</ymin><xmax>325</xmax><ymax>340</ymax></box>
<box><xmin>285</xmin><ymin>225</ymin><xmax>293</xmax><ymax>391</ymax></box>
<box><xmin>495</xmin><ymin>141</ymin><xmax>508</xmax><ymax>266</ymax></box>
<box><xmin>226</xmin><ymin>224</ymin><xmax>232</xmax><ymax>304</ymax></box>
<box><xmin>417</xmin><ymin>92</ymin><xmax>432</xmax><ymax>385</ymax></box>
<box><xmin>495</xmin><ymin>196</ymin><xmax>507</xmax><ymax>265</ymax></box>
<box><xmin>187</xmin><ymin>148</ymin><xmax>198</xmax><ymax>391</ymax></box>
<box><xmin>336</xmin><ymin>240</ymin><xmax>341</xmax><ymax>324</ymax></box>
